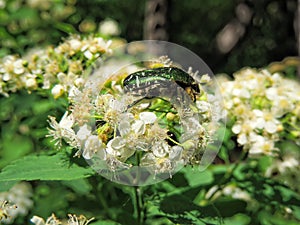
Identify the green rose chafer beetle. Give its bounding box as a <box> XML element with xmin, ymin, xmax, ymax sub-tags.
<box><xmin>123</xmin><ymin>67</ymin><xmax>200</xmax><ymax>101</ymax></box>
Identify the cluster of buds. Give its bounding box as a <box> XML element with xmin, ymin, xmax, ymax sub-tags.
<box><xmin>0</xmin><ymin>35</ymin><xmax>111</xmax><ymax>98</ymax></box>
<box><xmin>218</xmin><ymin>68</ymin><xmax>300</xmax><ymax>156</ymax></box>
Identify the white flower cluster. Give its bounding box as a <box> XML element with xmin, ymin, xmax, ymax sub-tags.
<box><xmin>0</xmin><ymin>182</ymin><xmax>33</xmax><ymax>224</ymax></box>
<box><xmin>206</xmin><ymin>184</ymin><xmax>251</xmax><ymax>202</ymax></box>
<box><xmin>0</xmin><ymin>35</ymin><xmax>111</xmax><ymax>98</ymax></box>
<box><xmin>31</xmin><ymin>214</ymin><xmax>94</xmax><ymax>225</ymax></box>
<box><xmin>265</xmin><ymin>152</ymin><xmax>300</xmax><ymax>192</ymax></box>
<box><xmin>48</xmin><ymin>64</ymin><xmax>218</xmax><ymax>175</ymax></box>
<box><xmin>218</xmin><ymin>68</ymin><xmax>300</xmax><ymax>156</ymax></box>
<box><xmin>205</xmin><ymin>183</ymin><xmax>258</xmax><ymax>210</ymax></box>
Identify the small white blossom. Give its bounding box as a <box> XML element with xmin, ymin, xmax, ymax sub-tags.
<box><xmin>47</xmin><ymin>112</ymin><xmax>77</xmax><ymax>148</ymax></box>
<box><xmin>51</xmin><ymin>84</ymin><xmax>65</xmax><ymax>98</ymax></box>
<box><xmin>139</xmin><ymin>112</ymin><xmax>157</xmax><ymax>124</ymax></box>
<box><xmin>0</xmin><ymin>182</ymin><xmax>33</xmax><ymax>224</ymax></box>
<box><xmin>99</xmin><ymin>19</ymin><xmax>121</xmax><ymax>36</ymax></box>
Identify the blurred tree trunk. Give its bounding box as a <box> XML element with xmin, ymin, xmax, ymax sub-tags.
<box><xmin>298</xmin><ymin>0</ymin><xmax>300</xmax><ymax>78</ymax></box>
<box><xmin>143</xmin><ymin>0</ymin><xmax>169</xmax><ymax>40</ymax></box>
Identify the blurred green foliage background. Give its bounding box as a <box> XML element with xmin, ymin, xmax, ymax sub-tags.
<box><xmin>0</xmin><ymin>0</ymin><xmax>297</xmax><ymax>74</ymax></box>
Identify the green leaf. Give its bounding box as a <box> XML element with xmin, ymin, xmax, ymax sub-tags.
<box><xmin>182</xmin><ymin>166</ymin><xmax>214</xmax><ymax>187</ymax></box>
<box><xmin>0</xmin><ymin>134</ymin><xmax>33</xmax><ymax>168</ymax></box>
<box><xmin>62</xmin><ymin>178</ymin><xmax>92</xmax><ymax>195</ymax></box>
<box><xmin>54</xmin><ymin>22</ymin><xmax>77</xmax><ymax>34</ymax></box>
<box><xmin>223</xmin><ymin>213</ymin><xmax>251</xmax><ymax>225</ymax></box>
<box><xmin>0</xmin><ymin>181</ymin><xmax>17</xmax><ymax>192</ymax></box>
<box><xmin>9</xmin><ymin>7</ymin><xmax>38</xmax><ymax>20</ymax></box>
<box><xmin>0</xmin><ymin>153</ymin><xmax>95</xmax><ymax>181</ymax></box>
<box><xmin>90</xmin><ymin>221</ymin><xmax>121</xmax><ymax>225</ymax></box>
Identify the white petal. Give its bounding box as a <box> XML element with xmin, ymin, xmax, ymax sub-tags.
<box><xmin>76</xmin><ymin>124</ymin><xmax>91</xmax><ymax>141</ymax></box>
<box><xmin>118</xmin><ymin>120</ymin><xmax>131</xmax><ymax>136</ymax></box>
<box><xmin>232</xmin><ymin>124</ymin><xmax>241</xmax><ymax>134</ymax></box>
<box><xmin>112</xmin><ymin>137</ymin><xmax>126</xmax><ymax>150</ymax></box>
<box><xmin>60</xmin><ymin>112</ymin><xmax>74</xmax><ymax>128</ymax></box>
<box><xmin>265</xmin><ymin>121</ymin><xmax>277</xmax><ymax>134</ymax></box>
<box><xmin>266</xmin><ymin>87</ymin><xmax>277</xmax><ymax>100</ymax></box>
<box><xmin>132</xmin><ymin>120</ymin><xmax>145</xmax><ymax>134</ymax></box>
<box><xmin>196</xmin><ymin>101</ymin><xmax>211</xmax><ymax>113</ymax></box>
<box><xmin>253</xmin><ymin>117</ymin><xmax>265</xmax><ymax>129</ymax></box>
<box><xmin>253</xmin><ymin>109</ymin><xmax>263</xmax><ymax>117</ymax></box>
<box><xmin>106</xmin><ymin>138</ymin><xmax>122</xmax><ymax>156</ymax></box>
<box><xmin>83</xmin><ymin>135</ymin><xmax>101</xmax><ymax>159</ymax></box>
<box><xmin>169</xmin><ymin>146</ymin><xmax>183</xmax><ymax>160</ymax></box>
<box><xmin>30</xmin><ymin>216</ymin><xmax>45</xmax><ymax>225</ymax></box>
<box><xmin>139</xmin><ymin>112</ymin><xmax>157</xmax><ymax>124</ymax></box>
<box><xmin>84</xmin><ymin>50</ymin><xmax>93</xmax><ymax>59</ymax></box>
<box><xmin>152</xmin><ymin>141</ymin><xmax>169</xmax><ymax>157</ymax></box>
<box><xmin>237</xmin><ymin>133</ymin><xmax>247</xmax><ymax>145</ymax></box>
<box><xmin>51</xmin><ymin>84</ymin><xmax>65</xmax><ymax>98</ymax></box>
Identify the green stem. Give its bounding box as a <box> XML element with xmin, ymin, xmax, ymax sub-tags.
<box><xmin>287</xmin><ymin>121</ymin><xmax>300</xmax><ymax>130</ymax></box>
<box><xmin>134</xmin><ymin>152</ymin><xmax>144</xmax><ymax>225</ymax></box>
<box><xmin>134</xmin><ymin>186</ymin><xmax>144</xmax><ymax>225</ymax></box>
<box><xmin>166</xmin><ymin>136</ymin><xmax>183</xmax><ymax>146</ymax></box>
<box><xmin>89</xmin><ymin>177</ymin><xmax>112</xmax><ymax>218</ymax></box>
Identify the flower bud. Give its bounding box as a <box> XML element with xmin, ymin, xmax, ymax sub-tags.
<box><xmin>25</xmin><ymin>78</ymin><xmax>37</xmax><ymax>90</ymax></box>
<box><xmin>51</xmin><ymin>84</ymin><xmax>64</xmax><ymax>99</ymax></box>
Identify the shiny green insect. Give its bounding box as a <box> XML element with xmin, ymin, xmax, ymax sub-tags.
<box><xmin>123</xmin><ymin>67</ymin><xmax>199</xmax><ymax>100</ymax></box>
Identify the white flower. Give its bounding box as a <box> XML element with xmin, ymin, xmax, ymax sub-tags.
<box><xmin>169</xmin><ymin>146</ymin><xmax>183</xmax><ymax>160</ymax></box>
<box><xmin>106</xmin><ymin>137</ymin><xmax>125</xmax><ymax>157</ymax></box>
<box><xmin>75</xmin><ymin>124</ymin><xmax>106</xmax><ymax>159</ymax></box>
<box><xmin>251</xmin><ymin>109</ymin><xmax>280</xmax><ymax>134</ymax></box>
<box><xmin>231</xmin><ymin>83</ymin><xmax>250</xmax><ymax>98</ymax></box>
<box><xmin>99</xmin><ymin>19</ymin><xmax>121</xmax><ymax>36</ymax></box>
<box><xmin>139</xmin><ymin>112</ymin><xmax>157</xmax><ymax>124</ymax></box>
<box><xmin>223</xmin><ymin>184</ymin><xmax>251</xmax><ymax>202</ymax></box>
<box><xmin>152</xmin><ymin>141</ymin><xmax>170</xmax><ymax>158</ymax></box>
<box><xmin>51</xmin><ymin>84</ymin><xmax>65</xmax><ymax>99</ymax></box>
<box><xmin>83</xmin><ymin>50</ymin><xmax>93</xmax><ymax>59</ymax></box>
<box><xmin>13</xmin><ymin>59</ymin><xmax>25</xmax><ymax>75</ymax></box>
<box><xmin>68</xmin><ymin>214</ymin><xmax>94</xmax><ymax>225</ymax></box>
<box><xmin>102</xmin><ymin>97</ymin><xmax>127</xmax><ymax>124</ymax></box>
<box><xmin>25</xmin><ymin>78</ymin><xmax>37</xmax><ymax>89</ymax></box>
<box><xmin>69</xmin><ymin>39</ymin><xmax>82</xmax><ymax>51</ymax></box>
<box><xmin>232</xmin><ymin>124</ymin><xmax>242</xmax><ymax>134</ymax></box>
<box><xmin>248</xmin><ymin>136</ymin><xmax>276</xmax><ymax>155</ymax></box>
<box><xmin>280</xmin><ymin>156</ymin><xmax>299</xmax><ymax>173</ymax></box>
<box><xmin>30</xmin><ymin>214</ymin><xmax>60</xmax><ymax>225</ymax></box>
<box><xmin>196</xmin><ymin>100</ymin><xmax>211</xmax><ymax>113</ymax></box>
<box><xmin>83</xmin><ymin>135</ymin><xmax>104</xmax><ymax>159</ymax></box>
<box><xmin>0</xmin><ymin>0</ymin><xmax>5</xmax><ymax>9</ymax></box>
<box><xmin>106</xmin><ymin>114</ymin><xmax>149</xmax><ymax>159</ymax></box>
<box><xmin>237</xmin><ymin>133</ymin><xmax>248</xmax><ymax>145</ymax></box>
<box><xmin>272</xmin><ymin>96</ymin><xmax>294</xmax><ymax>117</ymax></box>
<box><xmin>76</xmin><ymin>124</ymin><xmax>92</xmax><ymax>143</ymax></box>
<box><xmin>30</xmin><ymin>214</ymin><xmax>94</xmax><ymax>225</ymax></box>
<box><xmin>140</xmin><ymin>152</ymin><xmax>173</xmax><ymax>174</ymax></box>
<box><xmin>0</xmin><ymin>201</ymin><xmax>17</xmax><ymax>224</ymax></box>
<box><xmin>47</xmin><ymin>112</ymin><xmax>77</xmax><ymax>148</ymax></box>
<box><xmin>131</xmin><ymin>120</ymin><xmax>146</xmax><ymax>134</ymax></box>
<box><xmin>0</xmin><ymin>182</ymin><xmax>33</xmax><ymax>224</ymax></box>
<box><xmin>74</xmin><ymin>77</ymin><xmax>85</xmax><ymax>87</ymax></box>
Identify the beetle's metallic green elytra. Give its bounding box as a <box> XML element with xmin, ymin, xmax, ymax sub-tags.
<box><xmin>123</xmin><ymin>67</ymin><xmax>196</xmax><ymax>89</ymax></box>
